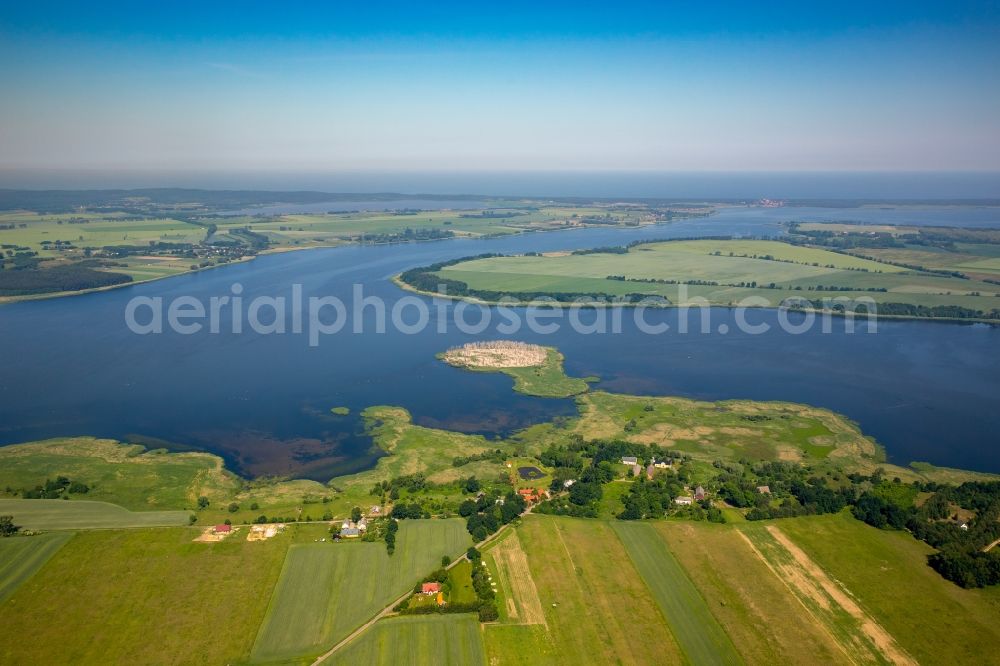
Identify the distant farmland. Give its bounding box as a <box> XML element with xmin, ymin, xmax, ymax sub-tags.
<box><xmin>422</xmin><ymin>238</ymin><xmax>1000</xmax><ymax>316</ymax></box>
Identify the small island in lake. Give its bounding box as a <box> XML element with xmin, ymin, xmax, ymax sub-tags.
<box><xmin>439</xmin><ymin>340</ymin><xmax>592</xmax><ymax>398</ymax></box>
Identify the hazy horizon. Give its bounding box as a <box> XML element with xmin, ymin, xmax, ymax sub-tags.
<box><xmin>2</xmin><ymin>2</ymin><xmax>1000</xmax><ymax>173</ymax></box>
<box><xmin>2</xmin><ymin>168</ymin><xmax>1000</xmax><ymax>200</ymax></box>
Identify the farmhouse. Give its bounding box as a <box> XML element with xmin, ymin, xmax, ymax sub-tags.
<box><xmin>422</xmin><ymin>582</ymin><xmax>441</xmax><ymax>594</ymax></box>
<box><xmin>518</xmin><ymin>488</ymin><xmax>548</xmax><ymax>503</ymax></box>
<box><xmin>341</xmin><ymin>527</ymin><xmax>360</xmax><ymax>538</ymax></box>
<box><xmin>654</xmin><ymin>460</ymin><xmax>672</xmax><ymax>469</ymax></box>
<box><xmin>213</xmin><ymin>524</ymin><xmax>232</xmax><ymax>535</ymax></box>
<box><xmin>621</xmin><ymin>456</ymin><xmax>638</xmax><ymax>465</ymax></box>
<box><xmin>674</xmin><ymin>496</ymin><xmax>693</xmax><ymax>506</ymax></box>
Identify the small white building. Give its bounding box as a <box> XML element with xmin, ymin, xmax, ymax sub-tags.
<box><xmin>621</xmin><ymin>456</ymin><xmax>638</xmax><ymax>465</ymax></box>
<box><xmin>674</xmin><ymin>496</ymin><xmax>694</xmax><ymax>506</ymax></box>
<box><xmin>562</xmin><ymin>479</ymin><xmax>576</xmax><ymax>488</ymax></box>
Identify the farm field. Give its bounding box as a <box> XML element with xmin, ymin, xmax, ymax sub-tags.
<box><xmin>322</xmin><ymin>615</ymin><xmax>486</xmax><ymax>666</ymax></box>
<box><xmin>484</xmin><ymin>515</ymin><xmax>685</xmax><ymax>665</ymax></box>
<box><xmin>0</xmin><ymin>498</ymin><xmax>189</xmax><ymax>530</ymax></box>
<box><xmin>0</xmin><ymin>211</ymin><xmax>205</xmax><ymax>255</ymax></box>
<box><xmin>251</xmin><ymin>518</ymin><xmax>472</xmax><ymax>662</ymax></box>
<box><xmin>429</xmin><ymin>239</ymin><xmax>1000</xmax><ymax>313</ymax></box>
<box><xmin>612</xmin><ymin>521</ymin><xmax>741</xmax><ymax>665</ymax></box>
<box><xmin>0</xmin><ymin>532</ymin><xmax>74</xmax><ymax>603</ymax></box>
<box><xmin>656</xmin><ymin>522</ymin><xmax>846</xmax><ymax>664</ymax></box>
<box><xmin>0</xmin><ymin>527</ymin><xmax>290</xmax><ymax>665</ymax></box>
<box><xmin>769</xmin><ymin>512</ymin><xmax>1000</xmax><ymax>665</ymax></box>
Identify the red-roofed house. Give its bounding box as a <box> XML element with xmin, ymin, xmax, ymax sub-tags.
<box><xmin>213</xmin><ymin>524</ymin><xmax>232</xmax><ymax>534</ymax></box>
<box><xmin>422</xmin><ymin>582</ymin><xmax>441</xmax><ymax>595</ymax></box>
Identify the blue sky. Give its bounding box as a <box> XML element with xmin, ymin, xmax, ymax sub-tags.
<box><xmin>1</xmin><ymin>1</ymin><xmax>999</xmax><ymax>172</ymax></box>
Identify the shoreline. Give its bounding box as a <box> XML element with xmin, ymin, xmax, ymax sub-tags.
<box><xmin>0</xmin><ymin>213</ymin><xmax>698</xmax><ymax>306</ymax></box>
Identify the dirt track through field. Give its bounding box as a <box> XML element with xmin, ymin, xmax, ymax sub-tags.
<box><xmin>492</xmin><ymin>531</ymin><xmax>546</xmax><ymax>626</ymax></box>
<box><xmin>739</xmin><ymin>526</ymin><xmax>916</xmax><ymax>666</ymax></box>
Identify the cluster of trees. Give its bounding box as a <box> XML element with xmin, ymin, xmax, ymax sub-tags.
<box><xmin>534</xmin><ymin>438</ymin><xmax>690</xmax><ymax>518</ymax></box>
<box><xmin>357</xmin><ymin>228</ymin><xmax>454</xmax><ymax>244</ymax></box>
<box><xmin>391</xmin><ymin>502</ymin><xmax>430</xmax><ymax>520</ymax></box>
<box><xmin>452</xmin><ymin>449</ymin><xmax>506</xmax><ymax>467</ymax></box>
<box><xmin>371</xmin><ymin>473</ymin><xmax>436</xmax><ymax>500</ymax></box>
<box><xmin>17</xmin><ymin>476</ymin><xmax>89</xmax><ymax>499</ymax></box>
<box><xmin>785</xmin><ymin>299</ymin><xmax>1000</xmax><ymax>321</ymax></box>
<box><xmin>469</xmin><ymin>548</ymin><xmax>500</xmax><ymax>621</ymax></box>
<box><xmin>384</xmin><ymin>518</ymin><xmax>399</xmax><ymax>554</ymax></box>
<box><xmin>787</xmin><ymin>225</ymin><xmax>905</xmax><ymax>250</ymax></box>
<box><xmin>0</xmin><ymin>515</ymin><xmax>20</xmax><ymax>537</ymax></box>
<box><xmin>572</xmin><ymin>245</ymin><xmax>629</xmax><ymax>255</ymax></box>
<box><xmin>459</xmin><ymin>490</ymin><xmax>526</xmax><ymax>542</ymax></box>
<box><xmin>852</xmin><ymin>480</ymin><xmax>1000</xmax><ymax>588</ymax></box>
<box><xmin>0</xmin><ymin>263</ymin><xmax>132</xmax><ymax>296</ymax></box>
<box><xmin>620</xmin><ymin>476</ymin><xmax>683</xmax><ymax>520</ymax></box>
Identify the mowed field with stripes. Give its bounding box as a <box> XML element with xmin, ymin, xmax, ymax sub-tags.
<box><xmin>477</xmin><ymin>513</ymin><xmax>1000</xmax><ymax>666</ymax></box>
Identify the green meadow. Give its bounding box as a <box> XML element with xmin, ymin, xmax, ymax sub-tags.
<box><xmin>322</xmin><ymin>615</ymin><xmax>486</xmax><ymax>666</ymax></box>
<box><xmin>251</xmin><ymin>519</ymin><xmax>472</xmax><ymax>662</ymax></box>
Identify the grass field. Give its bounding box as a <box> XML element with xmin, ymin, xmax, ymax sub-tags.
<box><xmin>447</xmin><ymin>559</ymin><xmax>479</xmax><ymax>604</ymax></box>
<box><xmin>612</xmin><ymin>521</ymin><xmax>742</xmax><ymax>666</ymax></box>
<box><xmin>483</xmin><ymin>515</ymin><xmax>685</xmax><ymax>665</ymax></box>
<box><xmin>322</xmin><ymin>614</ymin><xmax>486</xmax><ymax>666</ymax></box>
<box><xmin>432</xmin><ymin>238</ymin><xmax>1000</xmax><ymax>312</ymax></box>
<box><xmin>251</xmin><ymin>518</ymin><xmax>472</xmax><ymax>662</ymax></box>
<box><xmin>0</xmin><ymin>498</ymin><xmax>189</xmax><ymax>530</ymax></box>
<box><xmin>0</xmin><ymin>527</ymin><xmax>291</xmax><ymax>665</ymax></box>
<box><xmin>0</xmin><ymin>532</ymin><xmax>73</xmax><ymax>603</ymax></box>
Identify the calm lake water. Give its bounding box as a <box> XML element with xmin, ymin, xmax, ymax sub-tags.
<box><xmin>1</xmin><ymin>208</ymin><xmax>998</xmax><ymax>479</ymax></box>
